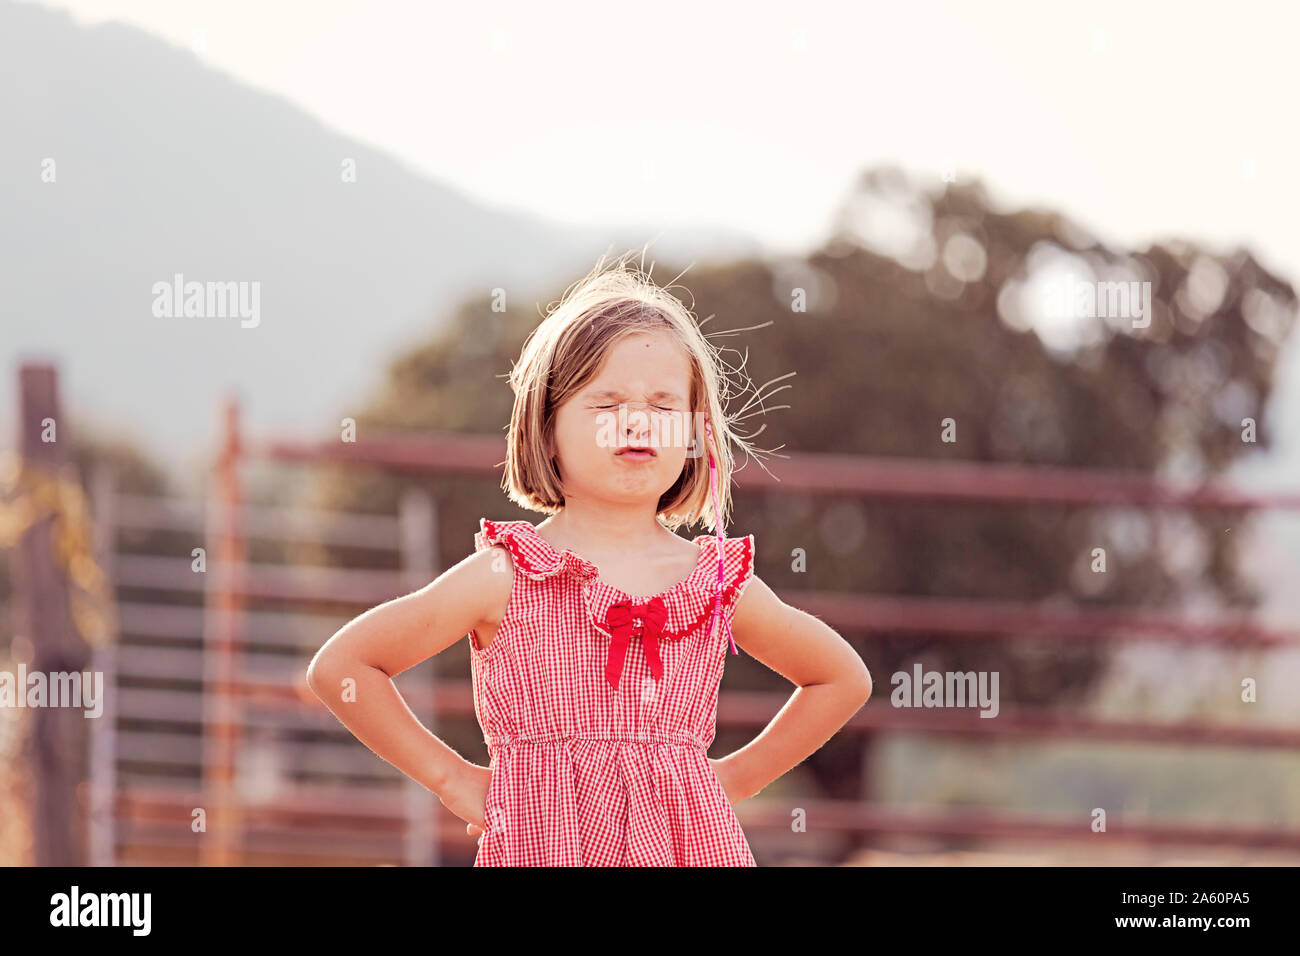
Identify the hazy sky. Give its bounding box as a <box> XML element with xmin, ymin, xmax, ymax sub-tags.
<box><xmin>28</xmin><ymin>0</ymin><xmax>1300</xmax><ymax>279</ymax></box>
<box><xmin>18</xmin><ymin>0</ymin><xmax>1300</xmax><ymax>633</ymax></box>
<box><xmin>20</xmin><ymin>0</ymin><xmax>1300</xmax><ymax>496</ymax></box>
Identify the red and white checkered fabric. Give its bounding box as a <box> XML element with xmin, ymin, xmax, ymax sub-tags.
<box><xmin>468</xmin><ymin>517</ymin><xmax>757</xmax><ymax>866</ymax></box>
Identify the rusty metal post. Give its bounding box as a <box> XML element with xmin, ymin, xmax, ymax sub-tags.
<box><xmin>200</xmin><ymin>396</ymin><xmax>246</xmax><ymax>866</ymax></box>
<box><xmin>399</xmin><ymin>487</ymin><xmax>438</xmax><ymax>866</ymax></box>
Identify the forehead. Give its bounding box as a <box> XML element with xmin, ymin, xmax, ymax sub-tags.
<box><xmin>583</xmin><ymin>332</ymin><xmax>692</xmax><ymax>399</ymax></box>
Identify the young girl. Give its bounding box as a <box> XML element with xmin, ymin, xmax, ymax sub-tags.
<box><xmin>308</xmin><ymin>252</ymin><xmax>873</xmax><ymax>866</ymax></box>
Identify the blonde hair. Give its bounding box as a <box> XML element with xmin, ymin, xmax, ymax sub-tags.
<box><xmin>499</xmin><ymin>248</ymin><xmax>784</xmax><ymax>533</ymax></box>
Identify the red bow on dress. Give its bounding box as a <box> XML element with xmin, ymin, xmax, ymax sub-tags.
<box><xmin>603</xmin><ymin>597</ymin><xmax>669</xmax><ymax>689</ymax></box>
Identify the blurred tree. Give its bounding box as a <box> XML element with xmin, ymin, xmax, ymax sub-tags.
<box><xmin>302</xmin><ymin>165</ymin><xmax>1299</xmax><ymax>806</ymax></box>
<box><xmin>0</xmin><ymin>428</ymin><xmax>173</xmax><ymax>865</ymax></box>
<box><xmin>0</xmin><ymin>433</ymin><xmax>172</xmax><ymax>649</ymax></box>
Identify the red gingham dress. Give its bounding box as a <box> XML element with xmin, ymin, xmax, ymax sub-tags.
<box><xmin>468</xmin><ymin>517</ymin><xmax>758</xmax><ymax>866</ymax></box>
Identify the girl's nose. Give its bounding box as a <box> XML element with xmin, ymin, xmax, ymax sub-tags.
<box><xmin>625</xmin><ymin>415</ymin><xmax>652</xmax><ymax>442</ymax></box>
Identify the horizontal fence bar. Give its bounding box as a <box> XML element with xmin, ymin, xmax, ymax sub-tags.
<box><xmin>834</xmin><ymin>701</ymin><xmax>1300</xmax><ymax>750</ymax></box>
<box><xmin>114</xmin><ymin>846</ymin><xmax>411</xmax><ymax>867</ymax></box>
<box><xmin>113</xmin><ymin>493</ymin><xmax>402</xmax><ymax>547</ymax></box>
<box><xmin>738</xmin><ymin>801</ymin><xmax>1300</xmax><ymax>851</ymax></box>
<box><xmin>113</xmin><ymin>494</ymin><xmax>204</xmax><ymax>533</ymax></box>
<box><xmin>113</xmin><ymin>556</ymin><xmax>405</xmax><ymax>603</ymax></box>
<box><xmin>116</xmin><ymin>644</ymin><xmax>305</xmax><ymax>682</ymax></box>
<box><xmin>112</xmin><ymin>845</ymin><xmax>405</xmax><ymax>866</ymax></box>
<box><xmin>116</xmin><ymin>602</ymin><xmax>206</xmax><ymax>640</ymax></box>
<box><xmin>117</xmin><ymin>603</ymin><xmax>355</xmax><ymax>646</ymax></box>
<box><xmin>116</xmin><ymin>782</ymin><xmax>410</xmax><ymax>820</ymax></box>
<box><xmin>116</xmin><ymin>688</ymin><xmax>323</xmax><ymax>728</ymax></box>
<box><xmin>114</xmin><ymin>824</ymin><xmax>405</xmax><ymax>863</ymax></box>
<box><xmin>729</xmin><ymin>452</ymin><xmax>1300</xmax><ymax>509</ymax></box>
<box><xmin>796</xmin><ymin>591</ymin><xmax>1299</xmax><ymax>647</ymax></box>
<box><xmin>247</xmin><ymin>433</ymin><xmax>1300</xmax><ymax>511</ymax></box>
<box><xmin>115</xmin><ymin>678</ymin><xmax>445</xmax><ymax>729</ymax></box>
<box><xmin>112</xmin><ymin>644</ymin><xmax>438</xmax><ymax>685</ymax></box>
<box><xmin>112</xmin><ymin>787</ymin><xmax>1300</xmax><ymax>856</ymax></box>
<box><xmin>115</xmin><ymin>730</ymin><xmax>412</xmax><ymax>777</ymax></box>
<box><xmin>718</xmin><ymin>690</ymin><xmax>1300</xmax><ymax>750</ymax></box>
<box><xmin>247</xmin><ymin>432</ymin><xmax>506</xmax><ymax>475</ymax></box>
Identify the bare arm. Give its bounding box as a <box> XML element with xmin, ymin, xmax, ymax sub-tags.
<box><xmin>711</xmin><ymin>576</ymin><xmax>873</xmax><ymax>802</ymax></box>
<box><xmin>305</xmin><ymin>545</ymin><xmax>511</xmax><ymax>796</ymax></box>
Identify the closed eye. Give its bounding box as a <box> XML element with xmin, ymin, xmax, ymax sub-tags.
<box><xmin>595</xmin><ymin>404</ymin><xmax>676</xmax><ymax>411</ymax></box>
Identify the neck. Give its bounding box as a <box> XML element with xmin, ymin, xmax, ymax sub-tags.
<box><xmin>540</xmin><ymin>501</ymin><xmax>668</xmax><ymax>552</ymax></box>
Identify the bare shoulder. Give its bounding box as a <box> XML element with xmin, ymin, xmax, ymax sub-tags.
<box><xmin>307</xmin><ymin>541</ymin><xmax>518</xmax><ymax>683</ymax></box>
<box><xmin>461</xmin><ymin>543</ymin><xmax>514</xmax><ymax>626</ymax></box>
<box><xmin>732</xmin><ymin>572</ymin><xmax>780</xmax><ymax>619</ymax></box>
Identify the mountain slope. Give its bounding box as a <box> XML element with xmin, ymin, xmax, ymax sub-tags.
<box><xmin>0</xmin><ymin>0</ymin><xmax>754</xmax><ymax>470</ymax></box>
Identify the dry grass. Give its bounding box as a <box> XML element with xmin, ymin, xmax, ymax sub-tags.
<box><xmin>837</xmin><ymin>843</ymin><xmax>1300</xmax><ymax>866</ymax></box>
<box><xmin>0</xmin><ymin>653</ymin><xmax>33</xmax><ymax>866</ymax></box>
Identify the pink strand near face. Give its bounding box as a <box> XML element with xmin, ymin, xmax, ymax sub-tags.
<box><xmin>704</xmin><ymin>417</ymin><xmax>737</xmax><ymax>657</ymax></box>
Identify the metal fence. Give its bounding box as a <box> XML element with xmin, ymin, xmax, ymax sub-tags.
<box><xmin>201</xmin><ymin>398</ymin><xmax>1300</xmax><ymax>861</ymax></box>
<box><xmin>11</xmin><ymin>367</ymin><xmax>1296</xmax><ymax>864</ymax></box>
<box><xmin>89</xmin><ymin>406</ymin><xmax>441</xmax><ymax>864</ymax></box>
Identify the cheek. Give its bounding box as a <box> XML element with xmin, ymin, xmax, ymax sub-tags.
<box><xmin>554</xmin><ymin>412</ymin><xmax>602</xmax><ymax>456</ymax></box>
<box><xmin>653</xmin><ymin>412</ymin><xmax>695</xmax><ymax>453</ymax></box>
<box><xmin>660</xmin><ymin>449</ymin><xmax>689</xmax><ymax>474</ymax></box>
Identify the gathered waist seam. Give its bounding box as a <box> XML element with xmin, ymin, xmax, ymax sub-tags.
<box><xmin>488</xmin><ymin>731</ymin><xmax>707</xmax><ymax>751</ymax></box>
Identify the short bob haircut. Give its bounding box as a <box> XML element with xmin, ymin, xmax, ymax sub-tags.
<box><xmin>500</xmin><ymin>249</ymin><xmax>767</xmax><ymax>534</ymax></box>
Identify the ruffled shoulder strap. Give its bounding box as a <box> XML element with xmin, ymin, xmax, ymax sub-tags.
<box><xmin>474</xmin><ymin>518</ymin><xmax>599</xmax><ymax>581</ymax></box>
<box><xmin>690</xmin><ymin>532</ymin><xmax>756</xmax><ymax>654</ymax></box>
<box><xmin>692</xmin><ymin>533</ymin><xmax>755</xmax><ymax>595</ymax></box>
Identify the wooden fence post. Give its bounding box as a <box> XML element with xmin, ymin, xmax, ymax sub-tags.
<box><xmin>88</xmin><ymin>463</ymin><xmax>119</xmax><ymax>866</ymax></box>
<box><xmin>14</xmin><ymin>363</ymin><xmax>89</xmax><ymax>865</ymax></box>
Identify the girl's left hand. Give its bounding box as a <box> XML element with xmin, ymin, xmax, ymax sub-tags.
<box><xmin>708</xmin><ymin>757</ymin><xmax>742</xmax><ymax>805</ymax></box>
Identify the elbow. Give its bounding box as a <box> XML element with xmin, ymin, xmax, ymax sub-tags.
<box><xmin>856</xmin><ymin>666</ymin><xmax>874</xmax><ymax>705</ymax></box>
<box><xmin>305</xmin><ymin>650</ymin><xmax>340</xmax><ymax>700</ymax></box>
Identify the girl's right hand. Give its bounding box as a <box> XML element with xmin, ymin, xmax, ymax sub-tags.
<box><xmin>436</xmin><ymin>759</ymin><xmax>492</xmax><ymax>838</ymax></box>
